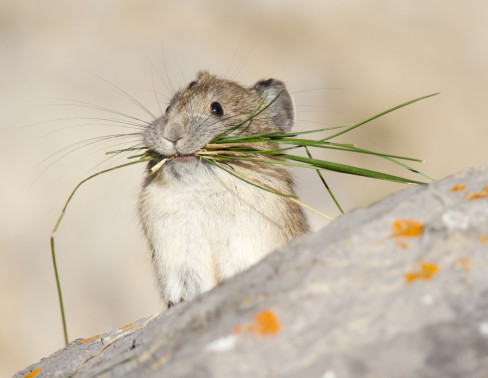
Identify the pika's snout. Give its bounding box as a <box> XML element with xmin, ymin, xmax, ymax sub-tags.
<box><xmin>162</xmin><ymin>122</ymin><xmax>185</xmax><ymax>146</ymax></box>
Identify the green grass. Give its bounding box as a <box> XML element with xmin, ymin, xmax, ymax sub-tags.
<box><xmin>51</xmin><ymin>92</ymin><xmax>438</xmax><ymax>345</ymax></box>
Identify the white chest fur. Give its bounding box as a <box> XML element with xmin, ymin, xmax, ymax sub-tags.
<box><xmin>138</xmin><ymin>163</ymin><xmax>291</xmax><ymax>306</ymax></box>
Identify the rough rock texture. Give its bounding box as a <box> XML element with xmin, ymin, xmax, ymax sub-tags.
<box><xmin>16</xmin><ymin>167</ymin><xmax>488</xmax><ymax>378</ymax></box>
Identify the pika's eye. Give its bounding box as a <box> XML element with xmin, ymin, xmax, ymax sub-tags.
<box><xmin>188</xmin><ymin>81</ymin><xmax>197</xmax><ymax>89</ymax></box>
<box><xmin>210</xmin><ymin>102</ymin><xmax>224</xmax><ymax>117</ymax></box>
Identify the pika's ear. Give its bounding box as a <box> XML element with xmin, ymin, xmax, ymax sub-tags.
<box><xmin>196</xmin><ymin>71</ymin><xmax>211</xmax><ymax>82</ymax></box>
<box><xmin>252</xmin><ymin>79</ymin><xmax>294</xmax><ymax>131</ymax></box>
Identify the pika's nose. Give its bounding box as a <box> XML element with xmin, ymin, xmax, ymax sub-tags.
<box><xmin>164</xmin><ymin>136</ymin><xmax>182</xmax><ymax>146</ymax></box>
<box><xmin>162</xmin><ymin>123</ymin><xmax>184</xmax><ymax>146</ymax></box>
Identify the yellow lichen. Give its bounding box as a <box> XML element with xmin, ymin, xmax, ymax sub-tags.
<box><xmin>395</xmin><ymin>241</ymin><xmax>409</xmax><ymax>249</ymax></box>
<box><xmin>392</xmin><ymin>219</ymin><xmax>423</xmax><ymax>238</ymax></box>
<box><xmin>80</xmin><ymin>334</ymin><xmax>101</xmax><ymax>344</ymax></box>
<box><xmin>23</xmin><ymin>368</ymin><xmax>41</xmax><ymax>378</ymax></box>
<box><xmin>232</xmin><ymin>309</ymin><xmax>281</xmax><ymax>337</ymax></box>
<box><xmin>466</xmin><ymin>186</ymin><xmax>488</xmax><ymax>200</ymax></box>
<box><xmin>450</xmin><ymin>185</ymin><xmax>467</xmax><ymax>192</ymax></box>
<box><xmin>405</xmin><ymin>262</ymin><xmax>439</xmax><ymax>283</ymax></box>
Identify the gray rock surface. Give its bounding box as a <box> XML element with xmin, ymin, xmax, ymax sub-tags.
<box><xmin>16</xmin><ymin>167</ymin><xmax>488</xmax><ymax>378</ymax></box>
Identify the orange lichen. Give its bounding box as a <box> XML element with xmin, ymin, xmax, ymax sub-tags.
<box><xmin>405</xmin><ymin>262</ymin><xmax>439</xmax><ymax>283</ymax></box>
<box><xmin>251</xmin><ymin>310</ymin><xmax>281</xmax><ymax>335</ymax></box>
<box><xmin>121</xmin><ymin>323</ymin><xmax>133</xmax><ymax>330</ymax></box>
<box><xmin>392</xmin><ymin>219</ymin><xmax>423</xmax><ymax>238</ymax></box>
<box><xmin>466</xmin><ymin>186</ymin><xmax>488</xmax><ymax>200</ymax></box>
<box><xmin>232</xmin><ymin>309</ymin><xmax>281</xmax><ymax>337</ymax></box>
<box><xmin>455</xmin><ymin>258</ymin><xmax>471</xmax><ymax>273</ymax></box>
<box><xmin>23</xmin><ymin>368</ymin><xmax>41</xmax><ymax>378</ymax></box>
<box><xmin>80</xmin><ymin>334</ymin><xmax>101</xmax><ymax>344</ymax></box>
<box><xmin>480</xmin><ymin>236</ymin><xmax>488</xmax><ymax>244</ymax></box>
<box><xmin>396</xmin><ymin>241</ymin><xmax>409</xmax><ymax>249</ymax></box>
<box><xmin>450</xmin><ymin>185</ymin><xmax>467</xmax><ymax>192</ymax></box>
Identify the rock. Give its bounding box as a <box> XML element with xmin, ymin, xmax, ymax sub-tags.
<box><xmin>16</xmin><ymin>166</ymin><xmax>488</xmax><ymax>378</ymax></box>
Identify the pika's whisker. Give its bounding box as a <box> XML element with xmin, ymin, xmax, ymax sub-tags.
<box><xmin>84</xmin><ymin>69</ymin><xmax>158</xmax><ymax>120</ymax></box>
<box><xmin>45</xmin><ymin>97</ymin><xmax>152</xmax><ymax>126</ymax></box>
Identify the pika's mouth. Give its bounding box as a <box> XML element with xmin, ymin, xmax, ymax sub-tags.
<box><xmin>149</xmin><ymin>152</ymin><xmax>201</xmax><ymax>174</ymax></box>
<box><xmin>173</xmin><ymin>154</ymin><xmax>199</xmax><ymax>163</ymax></box>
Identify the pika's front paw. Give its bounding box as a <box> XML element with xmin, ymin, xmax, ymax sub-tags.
<box><xmin>167</xmin><ymin>298</ymin><xmax>185</xmax><ymax>309</ymax></box>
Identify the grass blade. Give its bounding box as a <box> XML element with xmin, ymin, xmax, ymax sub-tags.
<box><xmin>304</xmin><ymin>146</ymin><xmax>344</xmax><ymax>213</ymax></box>
<box><xmin>321</xmin><ymin>93</ymin><xmax>439</xmax><ymax>142</ymax></box>
<box><xmin>278</xmin><ymin>154</ymin><xmax>426</xmax><ymax>184</ymax></box>
<box><xmin>50</xmin><ymin>158</ymin><xmax>148</xmax><ymax>345</ymax></box>
<box><xmin>201</xmin><ymin>157</ymin><xmax>297</xmax><ymax>198</ymax></box>
<box><xmin>202</xmin><ymin>157</ymin><xmax>333</xmax><ymax>220</ymax></box>
<box><xmin>205</xmin><ymin>153</ymin><xmax>425</xmax><ymax>185</ymax></box>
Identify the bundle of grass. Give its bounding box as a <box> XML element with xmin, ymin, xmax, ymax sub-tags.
<box><xmin>111</xmin><ymin>92</ymin><xmax>434</xmax><ymax>213</ymax></box>
<box><xmin>51</xmin><ymin>91</ymin><xmax>437</xmax><ymax>344</ymax></box>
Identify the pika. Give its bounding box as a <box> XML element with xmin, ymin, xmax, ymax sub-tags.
<box><xmin>138</xmin><ymin>71</ymin><xmax>309</xmax><ymax>308</ymax></box>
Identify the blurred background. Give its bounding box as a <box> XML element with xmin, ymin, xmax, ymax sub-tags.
<box><xmin>1</xmin><ymin>0</ymin><xmax>486</xmax><ymax>375</ymax></box>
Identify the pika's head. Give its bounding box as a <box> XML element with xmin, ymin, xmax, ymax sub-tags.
<box><xmin>143</xmin><ymin>71</ymin><xmax>295</xmax><ymax>160</ymax></box>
